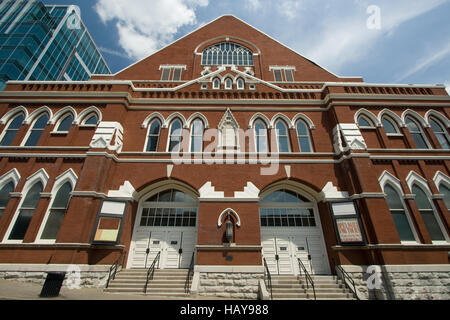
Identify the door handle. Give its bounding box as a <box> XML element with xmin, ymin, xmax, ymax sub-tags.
<box><xmin>275</xmin><ymin>255</ymin><xmax>279</xmax><ymax>261</ymax></box>
<box><xmin>179</xmin><ymin>248</ymin><xmax>183</xmax><ymax>254</ymax></box>
<box><xmin>146</xmin><ymin>248</ymin><xmax>150</xmax><ymax>255</ymax></box>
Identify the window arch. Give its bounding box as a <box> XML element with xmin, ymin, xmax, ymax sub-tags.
<box><xmin>145</xmin><ymin>119</ymin><xmax>161</xmax><ymax>152</ymax></box>
<box><xmin>212</xmin><ymin>78</ymin><xmax>221</xmax><ymax>90</ymax></box>
<box><xmin>406</xmin><ymin>116</ymin><xmax>430</xmax><ymax>149</ymax></box>
<box><xmin>412</xmin><ymin>184</ymin><xmax>447</xmax><ymax>242</ymax></box>
<box><xmin>224</xmin><ymin>78</ymin><xmax>233</xmax><ymax>90</ymax></box>
<box><xmin>275</xmin><ymin>120</ymin><xmax>290</xmax><ymax>152</ymax></box>
<box><xmin>39</xmin><ymin>181</ymin><xmax>73</xmax><ymax>241</ymax></box>
<box><xmin>358</xmin><ymin>115</ymin><xmax>374</xmax><ymax>128</ymax></box>
<box><xmin>55</xmin><ymin>114</ymin><xmax>74</xmax><ymax>133</ymax></box>
<box><xmin>254</xmin><ymin>119</ymin><xmax>268</xmax><ymax>153</ymax></box>
<box><xmin>429</xmin><ymin>117</ymin><xmax>449</xmax><ymax>149</ymax></box>
<box><xmin>0</xmin><ymin>181</ymin><xmax>14</xmax><ymax>217</ymax></box>
<box><xmin>202</xmin><ymin>42</ymin><xmax>254</xmax><ymax>66</ymax></box>
<box><xmin>237</xmin><ymin>78</ymin><xmax>245</xmax><ymax>90</ymax></box>
<box><xmin>23</xmin><ymin>113</ymin><xmax>49</xmax><ymax>146</ymax></box>
<box><xmin>296</xmin><ymin>120</ymin><xmax>312</xmax><ymax>152</ymax></box>
<box><xmin>383</xmin><ymin>184</ymin><xmax>416</xmax><ymax>242</ymax></box>
<box><xmin>7</xmin><ymin>181</ymin><xmax>43</xmax><ymax>241</ymax></box>
<box><xmin>382</xmin><ymin>116</ymin><xmax>399</xmax><ymax>134</ymax></box>
<box><xmin>190</xmin><ymin>119</ymin><xmax>204</xmax><ymax>152</ymax></box>
<box><xmin>83</xmin><ymin>113</ymin><xmax>99</xmax><ymax>125</ymax></box>
<box><xmin>0</xmin><ymin>113</ymin><xmax>25</xmax><ymax>146</ymax></box>
<box><xmin>168</xmin><ymin>119</ymin><xmax>183</xmax><ymax>152</ymax></box>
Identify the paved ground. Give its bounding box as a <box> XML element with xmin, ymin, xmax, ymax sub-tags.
<box><xmin>0</xmin><ymin>279</ymin><xmax>226</xmax><ymax>300</ymax></box>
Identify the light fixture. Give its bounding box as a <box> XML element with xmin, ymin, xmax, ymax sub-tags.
<box><xmin>225</xmin><ymin>214</ymin><xmax>233</xmax><ymax>243</ymax></box>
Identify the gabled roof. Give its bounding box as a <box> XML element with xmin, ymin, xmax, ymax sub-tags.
<box><xmin>93</xmin><ymin>15</ymin><xmax>363</xmax><ymax>83</ymax></box>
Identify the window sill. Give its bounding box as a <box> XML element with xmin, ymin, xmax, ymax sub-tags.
<box><xmin>50</xmin><ymin>131</ymin><xmax>69</xmax><ymax>136</ymax></box>
<box><xmin>386</xmin><ymin>133</ymin><xmax>403</xmax><ymax>137</ymax></box>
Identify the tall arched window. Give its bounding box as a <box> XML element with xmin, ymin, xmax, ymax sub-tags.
<box><xmin>8</xmin><ymin>181</ymin><xmax>43</xmax><ymax>240</ymax></box>
<box><xmin>439</xmin><ymin>184</ymin><xmax>450</xmax><ymax>211</ymax></box>
<box><xmin>358</xmin><ymin>116</ymin><xmax>374</xmax><ymax>128</ymax></box>
<box><xmin>212</xmin><ymin>78</ymin><xmax>220</xmax><ymax>90</ymax></box>
<box><xmin>275</xmin><ymin>120</ymin><xmax>290</xmax><ymax>152</ymax></box>
<box><xmin>406</xmin><ymin>117</ymin><xmax>430</xmax><ymax>149</ymax></box>
<box><xmin>384</xmin><ymin>184</ymin><xmax>416</xmax><ymax>242</ymax></box>
<box><xmin>145</xmin><ymin>119</ymin><xmax>161</xmax><ymax>152</ymax></box>
<box><xmin>24</xmin><ymin>113</ymin><xmax>49</xmax><ymax>146</ymax></box>
<box><xmin>0</xmin><ymin>181</ymin><xmax>14</xmax><ymax>217</ymax></box>
<box><xmin>412</xmin><ymin>185</ymin><xmax>446</xmax><ymax>241</ymax></box>
<box><xmin>382</xmin><ymin>117</ymin><xmax>399</xmax><ymax>134</ymax></box>
<box><xmin>190</xmin><ymin>119</ymin><xmax>204</xmax><ymax>152</ymax></box>
<box><xmin>202</xmin><ymin>42</ymin><xmax>254</xmax><ymax>66</ymax></box>
<box><xmin>1</xmin><ymin>113</ymin><xmax>25</xmax><ymax>146</ymax></box>
<box><xmin>254</xmin><ymin>120</ymin><xmax>268</xmax><ymax>153</ymax></box>
<box><xmin>225</xmin><ymin>78</ymin><xmax>233</xmax><ymax>90</ymax></box>
<box><xmin>296</xmin><ymin>120</ymin><xmax>312</xmax><ymax>152</ymax></box>
<box><xmin>168</xmin><ymin>119</ymin><xmax>183</xmax><ymax>152</ymax></box>
<box><xmin>55</xmin><ymin>114</ymin><xmax>74</xmax><ymax>133</ymax></box>
<box><xmin>429</xmin><ymin>117</ymin><xmax>449</xmax><ymax>149</ymax></box>
<box><xmin>40</xmin><ymin>182</ymin><xmax>73</xmax><ymax>240</ymax></box>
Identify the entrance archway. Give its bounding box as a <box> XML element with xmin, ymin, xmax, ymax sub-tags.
<box><xmin>127</xmin><ymin>188</ymin><xmax>198</xmax><ymax>269</ymax></box>
<box><xmin>260</xmin><ymin>187</ymin><xmax>330</xmax><ymax>275</ymax></box>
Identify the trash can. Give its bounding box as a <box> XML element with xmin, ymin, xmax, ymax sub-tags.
<box><xmin>40</xmin><ymin>272</ymin><xmax>66</xmax><ymax>298</ymax></box>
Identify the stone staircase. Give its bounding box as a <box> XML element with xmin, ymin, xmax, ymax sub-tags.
<box><xmin>270</xmin><ymin>275</ymin><xmax>356</xmax><ymax>300</ymax></box>
<box><xmin>105</xmin><ymin>269</ymin><xmax>192</xmax><ymax>297</ymax></box>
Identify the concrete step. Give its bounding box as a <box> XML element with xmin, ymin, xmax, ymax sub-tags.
<box><xmin>272</xmin><ymin>283</ymin><xmax>346</xmax><ymax>289</ymax></box>
<box><xmin>272</xmin><ymin>288</ymin><xmax>351</xmax><ymax>294</ymax></box>
<box><xmin>272</xmin><ymin>292</ymin><xmax>355</xmax><ymax>299</ymax></box>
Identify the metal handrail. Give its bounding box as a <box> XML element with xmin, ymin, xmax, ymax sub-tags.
<box><xmin>144</xmin><ymin>251</ymin><xmax>161</xmax><ymax>294</ymax></box>
<box><xmin>184</xmin><ymin>252</ymin><xmax>195</xmax><ymax>294</ymax></box>
<box><xmin>334</xmin><ymin>263</ymin><xmax>360</xmax><ymax>300</ymax></box>
<box><xmin>106</xmin><ymin>251</ymin><xmax>126</xmax><ymax>288</ymax></box>
<box><xmin>263</xmin><ymin>258</ymin><xmax>273</xmax><ymax>300</ymax></box>
<box><xmin>297</xmin><ymin>258</ymin><xmax>316</xmax><ymax>300</ymax></box>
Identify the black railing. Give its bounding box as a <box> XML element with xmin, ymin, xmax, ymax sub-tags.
<box><xmin>184</xmin><ymin>252</ymin><xmax>195</xmax><ymax>294</ymax></box>
<box><xmin>297</xmin><ymin>258</ymin><xmax>316</xmax><ymax>300</ymax></box>
<box><xmin>144</xmin><ymin>251</ymin><xmax>161</xmax><ymax>294</ymax></box>
<box><xmin>263</xmin><ymin>258</ymin><xmax>273</xmax><ymax>300</ymax></box>
<box><xmin>334</xmin><ymin>262</ymin><xmax>359</xmax><ymax>300</ymax></box>
<box><xmin>106</xmin><ymin>251</ymin><xmax>126</xmax><ymax>288</ymax></box>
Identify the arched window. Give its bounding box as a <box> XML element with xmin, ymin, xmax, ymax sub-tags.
<box><xmin>8</xmin><ymin>181</ymin><xmax>43</xmax><ymax>240</ymax></box>
<box><xmin>1</xmin><ymin>113</ymin><xmax>25</xmax><ymax>146</ymax></box>
<box><xmin>0</xmin><ymin>181</ymin><xmax>14</xmax><ymax>217</ymax></box>
<box><xmin>83</xmin><ymin>114</ymin><xmax>99</xmax><ymax>125</ymax></box>
<box><xmin>429</xmin><ymin>117</ymin><xmax>449</xmax><ymax>149</ymax></box>
<box><xmin>406</xmin><ymin>117</ymin><xmax>430</xmax><ymax>149</ymax></box>
<box><xmin>237</xmin><ymin>78</ymin><xmax>244</xmax><ymax>90</ymax></box>
<box><xmin>168</xmin><ymin>119</ymin><xmax>183</xmax><ymax>152</ymax></box>
<box><xmin>225</xmin><ymin>78</ymin><xmax>233</xmax><ymax>90</ymax></box>
<box><xmin>412</xmin><ymin>185</ymin><xmax>446</xmax><ymax>241</ymax></box>
<box><xmin>358</xmin><ymin>116</ymin><xmax>374</xmax><ymax>128</ymax></box>
<box><xmin>24</xmin><ymin>113</ymin><xmax>49</xmax><ymax>146</ymax></box>
<box><xmin>275</xmin><ymin>120</ymin><xmax>290</xmax><ymax>152</ymax></box>
<box><xmin>145</xmin><ymin>119</ymin><xmax>161</xmax><ymax>152</ymax></box>
<box><xmin>40</xmin><ymin>182</ymin><xmax>72</xmax><ymax>240</ymax></box>
<box><xmin>382</xmin><ymin>117</ymin><xmax>399</xmax><ymax>134</ymax></box>
<box><xmin>213</xmin><ymin>78</ymin><xmax>220</xmax><ymax>90</ymax></box>
<box><xmin>296</xmin><ymin>120</ymin><xmax>312</xmax><ymax>152</ymax></box>
<box><xmin>190</xmin><ymin>119</ymin><xmax>204</xmax><ymax>152</ymax></box>
<box><xmin>55</xmin><ymin>114</ymin><xmax>74</xmax><ymax>133</ymax></box>
<box><xmin>202</xmin><ymin>42</ymin><xmax>254</xmax><ymax>66</ymax></box>
<box><xmin>141</xmin><ymin>189</ymin><xmax>197</xmax><ymax>227</ymax></box>
<box><xmin>254</xmin><ymin>120</ymin><xmax>268</xmax><ymax>153</ymax></box>
<box><xmin>439</xmin><ymin>184</ymin><xmax>450</xmax><ymax>211</ymax></box>
<box><xmin>383</xmin><ymin>184</ymin><xmax>416</xmax><ymax>242</ymax></box>
<box><xmin>260</xmin><ymin>189</ymin><xmax>315</xmax><ymax>227</ymax></box>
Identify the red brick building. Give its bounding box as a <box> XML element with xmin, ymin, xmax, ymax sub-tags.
<box><xmin>0</xmin><ymin>15</ymin><xmax>448</xmax><ymax>299</ymax></box>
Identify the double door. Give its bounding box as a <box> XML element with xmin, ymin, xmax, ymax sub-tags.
<box><xmin>261</xmin><ymin>230</ymin><xmax>329</xmax><ymax>275</ymax></box>
<box><xmin>131</xmin><ymin>228</ymin><xmax>196</xmax><ymax>269</ymax></box>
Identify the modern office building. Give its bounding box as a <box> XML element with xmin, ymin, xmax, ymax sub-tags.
<box><xmin>0</xmin><ymin>15</ymin><xmax>448</xmax><ymax>300</ymax></box>
<box><xmin>0</xmin><ymin>0</ymin><xmax>110</xmax><ymax>90</ymax></box>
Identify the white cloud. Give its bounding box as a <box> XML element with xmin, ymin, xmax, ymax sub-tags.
<box><xmin>276</xmin><ymin>0</ymin><xmax>302</xmax><ymax>20</ymax></box>
<box><xmin>446</xmin><ymin>82</ymin><xmax>450</xmax><ymax>95</ymax></box>
<box><xmin>95</xmin><ymin>0</ymin><xmax>208</xmax><ymax>60</ymax></box>
<box><xmin>396</xmin><ymin>43</ymin><xmax>450</xmax><ymax>82</ymax></box>
<box><xmin>245</xmin><ymin>0</ymin><xmax>262</xmax><ymax>12</ymax></box>
<box><xmin>299</xmin><ymin>0</ymin><xmax>447</xmax><ymax>73</ymax></box>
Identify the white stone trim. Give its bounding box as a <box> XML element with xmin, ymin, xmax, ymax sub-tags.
<box><xmin>248</xmin><ymin>113</ymin><xmax>271</xmax><ymax>129</ymax></box>
<box><xmin>378</xmin><ymin>109</ymin><xmax>405</xmax><ymax>128</ymax></box>
<box><xmin>320</xmin><ymin>182</ymin><xmax>349</xmax><ymax>201</ymax></box>
<box><xmin>234</xmin><ymin>182</ymin><xmax>260</xmax><ymax>199</ymax></box>
<box><xmin>187</xmin><ymin>112</ymin><xmax>210</xmax><ymax>129</ymax></box>
<box><xmin>270</xmin><ymin>113</ymin><xmax>294</xmax><ymax>129</ymax></box>
<box><xmin>24</xmin><ymin>106</ymin><xmax>52</xmax><ymax>125</ymax></box>
<box><xmin>199</xmin><ymin>182</ymin><xmax>224</xmax><ymax>199</ymax></box>
<box><xmin>75</xmin><ymin>106</ymin><xmax>102</xmax><ymax>125</ymax></box>
<box><xmin>163</xmin><ymin>112</ymin><xmax>187</xmax><ymax>129</ymax></box>
<box><xmin>194</xmin><ymin>265</ymin><xmax>264</xmax><ymax>273</ymax></box>
<box><xmin>0</xmin><ymin>168</ymin><xmax>21</xmax><ymax>190</ymax></box>
<box><xmin>402</xmin><ymin>109</ymin><xmax>429</xmax><ymax>128</ymax></box>
<box><xmin>433</xmin><ymin>171</ymin><xmax>450</xmax><ymax>191</ymax></box>
<box><xmin>141</xmin><ymin>112</ymin><xmax>165</xmax><ymax>129</ymax></box>
<box><xmin>405</xmin><ymin>171</ymin><xmax>430</xmax><ymax>194</ymax></box>
<box><xmin>0</xmin><ymin>106</ymin><xmax>28</xmax><ymax>125</ymax></box>
<box><xmin>217</xmin><ymin>208</ymin><xmax>241</xmax><ymax>227</ymax></box>
<box><xmin>107</xmin><ymin>181</ymin><xmax>136</xmax><ymax>200</ymax></box>
<box><xmin>354</xmin><ymin>108</ymin><xmax>381</xmax><ymax>127</ymax></box>
<box><xmin>50</xmin><ymin>106</ymin><xmax>77</xmax><ymax>126</ymax></box>
<box><xmin>425</xmin><ymin>110</ymin><xmax>450</xmax><ymax>128</ymax></box>
<box><xmin>292</xmin><ymin>113</ymin><xmax>315</xmax><ymax>130</ymax></box>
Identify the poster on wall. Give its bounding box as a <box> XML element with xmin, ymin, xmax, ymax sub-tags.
<box><xmin>331</xmin><ymin>201</ymin><xmax>366</xmax><ymax>246</ymax></box>
<box><xmin>91</xmin><ymin>200</ymin><xmax>127</xmax><ymax>245</ymax></box>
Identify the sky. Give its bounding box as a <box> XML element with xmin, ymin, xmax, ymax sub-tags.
<box><xmin>42</xmin><ymin>0</ymin><xmax>450</xmax><ymax>93</ymax></box>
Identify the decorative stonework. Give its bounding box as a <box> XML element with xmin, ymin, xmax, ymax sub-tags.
<box><xmin>90</xmin><ymin>122</ymin><xmax>124</xmax><ymax>153</ymax></box>
<box><xmin>333</xmin><ymin>124</ymin><xmax>367</xmax><ymax>153</ymax></box>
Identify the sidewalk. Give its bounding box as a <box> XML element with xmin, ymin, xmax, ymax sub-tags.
<box><xmin>0</xmin><ymin>279</ymin><xmax>224</xmax><ymax>300</ymax></box>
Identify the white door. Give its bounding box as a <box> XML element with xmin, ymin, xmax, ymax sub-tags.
<box><xmin>276</xmin><ymin>237</ymin><xmax>295</xmax><ymax>274</ymax></box>
<box><xmin>179</xmin><ymin>231</ymin><xmax>196</xmax><ymax>268</ymax></box>
<box><xmin>147</xmin><ymin>231</ymin><xmax>165</xmax><ymax>268</ymax></box>
<box><xmin>165</xmin><ymin>231</ymin><xmax>182</xmax><ymax>269</ymax></box>
<box><xmin>130</xmin><ymin>229</ymin><xmax>151</xmax><ymax>269</ymax></box>
<box><xmin>261</xmin><ymin>235</ymin><xmax>278</xmax><ymax>274</ymax></box>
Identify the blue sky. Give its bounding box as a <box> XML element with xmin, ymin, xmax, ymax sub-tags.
<box><xmin>43</xmin><ymin>0</ymin><xmax>450</xmax><ymax>91</ymax></box>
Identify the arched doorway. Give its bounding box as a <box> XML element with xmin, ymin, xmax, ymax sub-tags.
<box><xmin>260</xmin><ymin>188</ymin><xmax>330</xmax><ymax>275</ymax></box>
<box><xmin>127</xmin><ymin>188</ymin><xmax>198</xmax><ymax>269</ymax></box>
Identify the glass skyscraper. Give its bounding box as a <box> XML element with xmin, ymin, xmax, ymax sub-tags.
<box><xmin>0</xmin><ymin>0</ymin><xmax>111</xmax><ymax>90</ymax></box>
